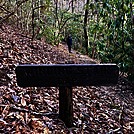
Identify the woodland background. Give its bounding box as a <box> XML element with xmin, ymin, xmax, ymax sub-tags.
<box><xmin>0</xmin><ymin>0</ymin><xmax>134</xmax><ymax>81</ymax></box>
<box><xmin>0</xmin><ymin>0</ymin><xmax>134</xmax><ymax>133</ymax></box>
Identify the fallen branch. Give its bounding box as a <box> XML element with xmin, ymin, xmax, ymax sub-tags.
<box><xmin>0</xmin><ymin>6</ymin><xmax>12</xmax><ymax>14</ymax></box>
<box><xmin>15</xmin><ymin>33</ymin><xmax>32</xmax><ymax>39</ymax></box>
<box><xmin>10</xmin><ymin>105</ymin><xmax>58</xmax><ymax>118</ymax></box>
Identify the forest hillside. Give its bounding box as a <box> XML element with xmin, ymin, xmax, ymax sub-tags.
<box><xmin>0</xmin><ymin>23</ymin><xmax>134</xmax><ymax>133</ymax></box>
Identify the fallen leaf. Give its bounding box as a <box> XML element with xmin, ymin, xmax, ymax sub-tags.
<box><xmin>44</xmin><ymin>127</ymin><xmax>50</xmax><ymax>134</ymax></box>
<box><xmin>21</xmin><ymin>96</ymin><xmax>26</xmax><ymax>107</ymax></box>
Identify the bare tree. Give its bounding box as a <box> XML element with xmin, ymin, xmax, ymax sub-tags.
<box><xmin>83</xmin><ymin>0</ymin><xmax>89</xmax><ymax>54</ymax></box>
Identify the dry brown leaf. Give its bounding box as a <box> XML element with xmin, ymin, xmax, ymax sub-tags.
<box><xmin>15</xmin><ymin>125</ymin><xmax>21</xmax><ymax>134</ymax></box>
<box><xmin>0</xmin><ymin>119</ymin><xmax>8</xmax><ymax>126</ymax></box>
<box><xmin>29</xmin><ymin>118</ymin><xmax>43</xmax><ymax>131</ymax></box>
<box><xmin>43</xmin><ymin>127</ymin><xmax>50</xmax><ymax>134</ymax></box>
<box><xmin>1</xmin><ymin>105</ymin><xmax>9</xmax><ymax>118</ymax></box>
<box><xmin>21</xmin><ymin>96</ymin><xmax>26</xmax><ymax>107</ymax></box>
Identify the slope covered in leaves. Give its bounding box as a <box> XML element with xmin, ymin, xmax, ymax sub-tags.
<box><xmin>0</xmin><ymin>24</ymin><xmax>134</xmax><ymax>133</ymax></box>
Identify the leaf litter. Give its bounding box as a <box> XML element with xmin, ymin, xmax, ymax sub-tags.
<box><xmin>0</xmin><ymin>24</ymin><xmax>134</xmax><ymax>133</ymax></box>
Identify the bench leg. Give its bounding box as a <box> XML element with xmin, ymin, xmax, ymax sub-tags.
<box><xmin>59</xmin><ymin>86</ymin><xmax>73</xmax><ymax>127</ymax></box>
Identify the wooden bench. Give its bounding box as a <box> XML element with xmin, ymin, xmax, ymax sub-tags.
<box><xmin>15</xmin><ymin>64</ymin><xmax>119</xmax><ymax>127</ymax></box>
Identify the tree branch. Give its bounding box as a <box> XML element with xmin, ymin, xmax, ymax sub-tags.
<box><xmin>0</xmin><ymin>0</ymin><xmax>28</xmax><ymax>24</ymax></box>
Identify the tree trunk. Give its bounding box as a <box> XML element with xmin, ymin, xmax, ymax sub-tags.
<box><xmin>32</xmin><ymin>0</ymin><xmax>35</xmax><ymax>40</ymax></box>
<box><xmin>84</xmin><ymin>0</ymin><xmax>89</xmax><ymax>54</ymax></box>
<box><xmin>72</xmin><ymin>0</ymin><xmax>74</xmax><ymax>13</ymax></box>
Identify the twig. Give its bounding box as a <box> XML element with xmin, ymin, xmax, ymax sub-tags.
<box><xmin>15</xmin><ymin>33</ymin><xmax>32</xmax><ymax>39</ymax></box>
<box><xmin>107</xmin><ymin>128</ymin><xmax>121</xmax><ymax>134</ymax></box>
<box><xmin>10</xmin><ymin>105</ymin><xmax>58</xmax><ymax>117</ymax></box>
<box><xmin>119</xmin><ymin>102</ymin><xmax>125</xmax><ymax>132</ymax></box>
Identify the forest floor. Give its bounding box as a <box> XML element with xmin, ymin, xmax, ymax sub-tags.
<box><xmin>0</xmin><ymin>24</ymin><xmax>134</xmax><ymax>134</ymax></box>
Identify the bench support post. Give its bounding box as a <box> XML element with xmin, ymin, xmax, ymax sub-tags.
<box><xmin>59</xmin><ymin>86</ymin><xmax>73</xmax><ymax>127</ymax></box>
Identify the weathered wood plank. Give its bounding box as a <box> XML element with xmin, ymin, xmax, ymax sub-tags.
<box><xmin>59</xmin><ymin>86</ymin><xmax>73</xmax><ymax>127</ymax></box>
<box><xmin>15</xmin><ymin>64</ymin><xmax>119</xmax><ymax>87</ymax></box>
